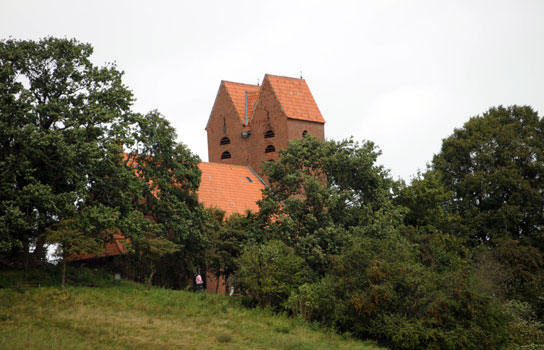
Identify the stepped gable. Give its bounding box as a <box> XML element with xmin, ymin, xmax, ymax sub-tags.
<box><xmin>222</xmin><ymin>81</ymin><xmax>260</xmax><ymax>124</ymax></box>
<box><xmin>264</xmin><ymin>74</ymin><xmax>325</xmax><ymax>124</ymax></box>
<box><xmin>197</xmin><ymin>162</ymin><xmax>265</xmax><ymax>217</ymax></box>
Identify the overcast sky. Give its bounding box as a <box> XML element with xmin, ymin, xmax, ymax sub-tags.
<box><xmin>2</xmin><ymin>0</ymin><xmax>543</xmax><ymax>181</ymax></box>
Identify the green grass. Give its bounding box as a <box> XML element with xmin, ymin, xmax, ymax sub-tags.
<box><xmin>0</xmin><ymin>269</ymin><xmax>385</xmax><ymax>350</ymax></box>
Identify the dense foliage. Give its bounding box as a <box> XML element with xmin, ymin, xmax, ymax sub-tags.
<box><xmin>0</xmin><ymin>38</ymin><xmax>206</xmax><ymax>287</ymax></box>
<box><xmin>2</xmin><ymin>37</ymin><xmax>543</xmax><ymax>350</ymax></box>
<box><xmin>233</xmin><ymin>136</ymin><xmax>513</xmax><ymax>349</ymax></box>
<box><xmin>433</xmin><ymin>105</ymin><xmax>543</xmax><ymax>248</ymax></box>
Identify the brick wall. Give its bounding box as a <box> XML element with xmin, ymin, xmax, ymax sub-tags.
<box><xmin>206</xmin><ymin>77</ymin><xmax>325</xmax><ymax>178</ymax></box>
<box><xmin>287</xmin><ymin>118</ymin><xmax>325</xmax><ymax>141</ymax></box>
<box><xmin>206</xmin><ymin>83</ymin><xmax>248</xmax><ymax>165</ymax></box>
<box><xmin>246</xmin><ymin>78</ymin><xmax>288</xmax><ymax>175</ymax></box>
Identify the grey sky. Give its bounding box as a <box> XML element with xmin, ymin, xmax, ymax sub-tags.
<box><xmin>2</xmin><ymin>0</ymin><xmax>543</xmax><ymax>181</ymax></box>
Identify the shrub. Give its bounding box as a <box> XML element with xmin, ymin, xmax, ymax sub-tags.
<box><xmin>287</xmin><ymin>276</ymin><xmax>337</xmax><ymax>323</ymax></box>
<box><xmin>237</xmin><ymin>240</ymin><xmax>312</xmax><ymax>310</ymax></box>
<box><xmin>505</xmin><ymin>300</ymin><xmax>544</xmax><ymax>348</ymax></box>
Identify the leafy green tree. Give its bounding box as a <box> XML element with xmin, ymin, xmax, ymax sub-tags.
<box><xmin>395</xmin><ymin>169</ymin><xmax>461</xmax><ymax>235</ymax></box>
<box><xmin>0</xmin><ymin>39</ymin><xmax>206</xmax><ymax>285</ymax></box>
<box><xmin>433</xmin><ymin>105</ymin><xmax>544</xmax><ymax>248</ymax></box>
<box><xmin>0</xmin><ymin>37</ymin><xmax>136</xmax><ymax>264</ymax></box>
<box><xmin>237</xmin><ymin>240</ymin><xmax>312</xmax><ymax>309</ymax></box>
<box><xmin>259</xmin><ymin>136</ymin><xmax>401</xmax><ymax>275</ymax></box>
<box><xmin>126</xmin><ymin>111</ymin><xmax>205</xmax><ymax>279</ymax></box>
<box><xmin>204</xmin><ymin>209</ymin><xmax>257</xmax><ymax>293</ymax></box>
<box><xmin>44</xmin><ymin>218</ymin><xmax>101</xmax><ymax>289</ymax></box>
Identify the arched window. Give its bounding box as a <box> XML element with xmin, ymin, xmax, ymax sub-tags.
<box><xmin>264</xmin><ymin>130</ymin><xmax>275</xmax><ymax>138</ymax></box>
<box><xmin>265</xmin><ymin>145</ymin><xmax>275</xmax><ymax>153</ymax></box>
<box><xmin>221</xmin><ymin>151</ymin><xmax>231</xmax><ymax>159</ymax></box>
<box><xmin>302</xmin><ymin>130</ymin><xmax>308</xmax><ymax>137</ymax></box>
<box><xmin>220</xmin><ymin>137</ymin><xmax>230</xmax><ymax>145</ymax></box>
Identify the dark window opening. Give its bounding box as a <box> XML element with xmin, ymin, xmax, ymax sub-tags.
<box><xmin>264</xmin><ymin>130</ymin><xmax>275</xmax><ymax>138</ymax></box>
<box><xmin>265</xmin><ymin>145</ymin><xmax>275</xmax><ymax>153</ymax></box>
<box><xmin>221</xmin><ymin>151</ymin><xmax>231</xmax><ymax>159</ymax></box>
<box><xmin>220</xmin><ymin>137</ymin><xmax>230</xmax><ymax>145</ymax></box>
<box><xmin>302</xmin><ymin>130</ymin><xmax>308</xmax><ymax>137</ymax></box>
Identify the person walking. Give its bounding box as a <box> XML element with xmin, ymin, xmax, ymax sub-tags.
<box><xmin>195</xmin><ymin>273</ymin><xmax>204</xmax><ymax>292</ymax></box>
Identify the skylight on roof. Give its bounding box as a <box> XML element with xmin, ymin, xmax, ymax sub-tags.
<box><xmin>245</xmin><ymin>176</ymin><xmax>253</xmax><ymax>183</ymax></box>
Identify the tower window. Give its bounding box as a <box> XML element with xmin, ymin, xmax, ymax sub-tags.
<box><xmin>302</xmin><ymin>130</ymin><xmax>308</xmax><ymax>137</ymax></box>
<box><xmin>265</xmin><ymin>145</ymin><xmax>275</xmax><ymax>153</ymax></box>
<box><xmin>264</xmin><ymin>130</ymin><xmax>275</xmax><ymax>138</ymax></box>
<box><xmin>220</xmin><ymin>137</ymin><xmax>230</xmax><ymax>145</ymax></box>
<box><xmin>221</xmin><ymin>151</ymin><xmax>231</xmax><ymax>159</ymax></box>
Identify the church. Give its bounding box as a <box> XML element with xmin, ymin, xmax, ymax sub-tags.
<box><xmin>197</xmin><ymin>73</ymin><xmax>325</xmax><ymax>216</ymax></box>
<box><xmin>69</xmin><ymin>74</ymin><xmax>326</xmax><ymax>291</ymax></box>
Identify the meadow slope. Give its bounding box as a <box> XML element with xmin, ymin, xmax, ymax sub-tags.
<box><xmin>0</xmin><ymin>281</ymin><xmax>385</xmax><ymax>350</ymax></box>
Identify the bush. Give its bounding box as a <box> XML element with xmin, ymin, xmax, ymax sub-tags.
<box><xmin>237</xmin><ymin>240</ymin><xmax>312</xmax><ymax>309</ymax></box>
<box><xmin>327</xmin><ymin>234</ymin><xmax>510</xmax><ymax>349</ymax></box>
<box><xmin>287</xmin><ymin>276</ymin><xmax>337</xmax><ymax>323</ymax></box>
<box><xmin>505</xmin><ymin>300</ymin><xmax>544</xmax><ymax>349</ymax></box>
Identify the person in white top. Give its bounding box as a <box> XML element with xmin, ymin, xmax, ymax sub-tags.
<box><xmin>195</xmin><ymin>273</ymin><xmax>204</xmax><ymax>292</ymax></box>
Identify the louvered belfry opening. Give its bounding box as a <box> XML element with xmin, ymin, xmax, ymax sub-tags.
<box><xmin>220</xmin><ymin>137</ymin><xmax>230</xmax><ymax>145</ymax></box>
<box><xmin>221</xmin><ymin>151</ymin><xmax>231</xmax><ymax>159</ymax></box>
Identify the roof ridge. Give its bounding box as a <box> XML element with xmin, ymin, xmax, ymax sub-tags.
<box><xmin>222</xmin><ymin>80</ymin><xmax>260</xmax><ymax>88</ymax></box>
<box><xmin>200</xmin><ymin>162</ymin><xmax>254</xmax><ymax>169</ymax></box>
<box><xmin>264</xmin><ymin>73</ymin><xmax>305</xmax><ymax>81</ymax></box>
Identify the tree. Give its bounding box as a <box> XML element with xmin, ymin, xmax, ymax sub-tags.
<box><xmin>126</xmin><ymin>111</ymin><xmax>206</xmax><ymax>280</ymax></box>
<box><xmin>237</xmin><ymin>240</ymin><xmax>312</xmax><ymax>309</ymax></box>
<box><xmin>0</xmin><ymin>37</ymin><xmax>136</xmax><ymax>264</ymax></box>
<box><xmin>395</xmin><ymin>169</ymin><xmax>461</xmax><ymax>235</ymax></box>
<box><xmin>258</xmin><ymin>136</ymin><xmax>401</xmax><ymax>275</ymax></box>
<box><xmin>256</xmin><ymin>135</ymin><xmax>510</xmax><ymax>348</ymax></box>
<box><xmin>44</xmin><ymin>218</ymin><xmax>100</xmax><ymax>289</ymax></box>
<box><xmin>204</xmin><ymin>209</ymin><xmax>255</xmax><ymax>293</ymax></box>
<box><xmin>0</xmin><ymin>38</ymin><xmax>206</xmax><ymax>284</ymax></box>
<box><xmin>432</xmin><ymin>105</ymin><xmax>544</xmax><ymax>248</ymax></box>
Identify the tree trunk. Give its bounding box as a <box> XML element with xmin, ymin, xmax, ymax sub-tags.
<box><xmin>62</xmin><ymin>258</ymin><xmax>66</xmax><ymax>290</ymax></box>
<box><xmin>146</xmin><ymin>268</ymin><xmax>156</xmax><ymax>290</ymax></box>
<box><xmin>31</xmin><ymin>235</ymin><xmax>47</xmax><ymax>263</ymax></box>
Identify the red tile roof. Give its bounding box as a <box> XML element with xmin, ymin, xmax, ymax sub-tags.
<box><xmin>66</xmin><ymin>234</ymin><xmax>130</xmax><ymax>261</ymax></box>
<box><xmin>220</xmin><ymin>75</ymin><xmax>325</xmax><ymax>125</ymax></box>
<box><xmin>198</xmin><ymin>162</ymin><xmax>265</xmax><ymax>217</ymax></box>
<box><xmin>265</xmin><ymin>74</ymin><xmax>325</xmax><ymax>124</ymax></box>
<box><xmin>66</xmin><ymin>163</ymin><xmax>266</xmax><ymax>262</ymax></box>
<box><xmin>222</xmin><ymin>81</ymin><xmax>260</xmax><ymax>125</ymax></box>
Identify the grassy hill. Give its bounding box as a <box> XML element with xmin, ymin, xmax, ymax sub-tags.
<box><xmin>0</xmin><ymin>268</ymin><xmax>384</xmax><ymax>350</ymax></box>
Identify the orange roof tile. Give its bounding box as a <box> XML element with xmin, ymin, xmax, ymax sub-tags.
<box><xmin>198</xmin><ymin>162</ymin><xmax>265</xmax><ymax>217</ymax></box>
<box><xmin>222</xmin><ymin>81</ymin><xmax>260</xmax><ymax>125</ymax></box>
<box><xmin>265</xmin><ymin>74</ymin><xmax>325</xmax><ymax>124</ymax></box>
<box><xmin>67</xmin><ymin>234</ymin><xmax>130</xmax><ymax>262</ymax></box>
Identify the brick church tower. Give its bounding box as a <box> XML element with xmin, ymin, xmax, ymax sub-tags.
<box><xmin>205</xmin><ymin>74</ymin><xmax>325</xmax><ymax>177</ymax></box>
